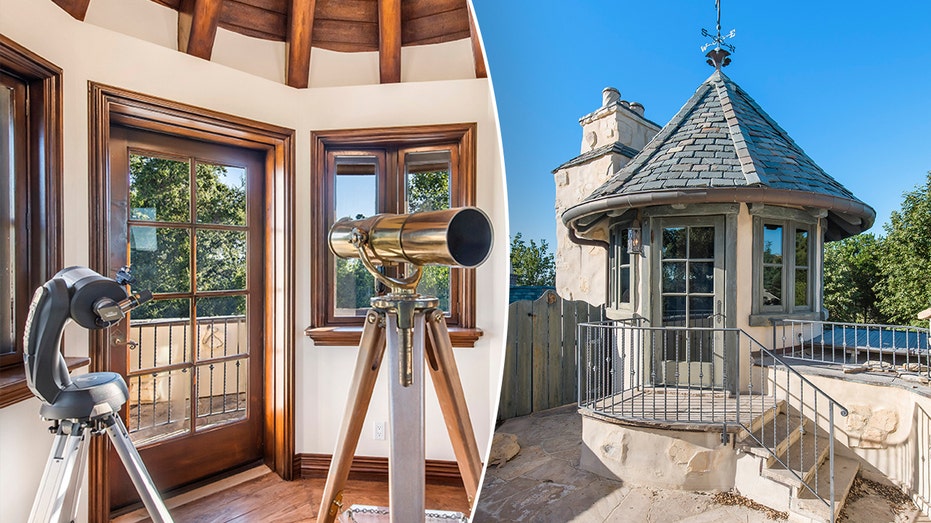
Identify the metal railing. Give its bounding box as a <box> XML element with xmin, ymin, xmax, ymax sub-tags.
<box><xmin>578</xmin><ymin>320</ymin><xmax>848</xmax><ymax>520</ymax></box>
<box><xmin>774</xmin><ymin>319</ymin><xmax>931</xmax><ymax>378</ymax></box>
<box><xmin>126</xmin><ymin>315</ymin><xmax>248</xmax><ymax>444</ymax></box>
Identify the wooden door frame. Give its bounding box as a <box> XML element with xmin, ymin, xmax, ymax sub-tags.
<box><xmin>88</xmin><ymin>82</ymin><xmax>295</xmax><ymax>521</ymax></box>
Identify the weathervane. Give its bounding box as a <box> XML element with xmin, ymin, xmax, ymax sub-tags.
<box><xmin>701</xmin><ymin>0</ymin><xmax>735</xmax><ymax>68</ymax></box>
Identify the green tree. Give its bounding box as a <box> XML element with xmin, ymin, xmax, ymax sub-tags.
<box><xmin>510</xmin><ymin>233</ymin><xmax>555</xmax><ymax>286</ymax></box>
<box><xmin>823</xmin><ymin>233</ymin><xmax>886</xmax><ymax>323</ymax></box>
<box><xmin>876</xmin><ymin>172</ymin><xmax>931</xmax><ymax>326</ymax></box>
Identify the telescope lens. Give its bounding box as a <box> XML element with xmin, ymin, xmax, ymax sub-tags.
<box><xmin>446</xmin><ymin>208</ymin><xmax>493</xmax><ymax>267</ymax></box>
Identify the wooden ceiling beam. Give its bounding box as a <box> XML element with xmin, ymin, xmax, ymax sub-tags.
<box><xmin>286</xmin><ymin>0</ymin><xmax>316</xmax><ymax>88</ymax></box>
<box><xmin>467</xmin><ymin>2</ymin><xmax>487</xmax><ymax>79</ymax></box>
<box><xmin>178</xmin><ymin>0</ymin><xmax>224</xmax><ymax>60</ymax></box>
<box><xmin>51</xmin><ymin>0</ymin><xmax>92</xmax><ymax>21</ymax></box>
<box><xmin>378</xmin><ymin>0</ymin><xmax>401</xmax><ymax>83</ymax></box>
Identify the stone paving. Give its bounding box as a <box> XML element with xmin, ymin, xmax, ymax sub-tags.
<box><xmin>472</xmin><ymin>404</ymin><xmax>930</xmax><ymax>523</ymax></box>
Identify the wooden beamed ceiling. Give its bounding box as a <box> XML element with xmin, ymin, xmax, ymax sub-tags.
<box><xmin>52</xmin><ymin>0</ymin><xmax>487</xmax><ymax>87</ymax></box>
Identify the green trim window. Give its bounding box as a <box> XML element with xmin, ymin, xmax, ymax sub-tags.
<box><xmin>754</xmin><ymin>216</ymin><xmax>814</xmax><ymax>316</ymax></box>
<box><xmin>608</xmin><ymin>224</ymin><xmax>632</xmax><ymax>309</ymax></box>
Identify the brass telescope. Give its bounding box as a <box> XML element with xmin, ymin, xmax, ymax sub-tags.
<box><xmin>319</xmin><ymin>207</ymin><xmax>492</xmax><ymax>522</ymax></box>
<box><xmin>328</xmin><ymin>207</ymin><xmax>493</xmax><ymax>292</ymax></box>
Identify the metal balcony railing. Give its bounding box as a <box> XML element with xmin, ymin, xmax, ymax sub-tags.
<box><xmin>774</xmin><ymin>319</ymin><xmax>931</xmax><ymax>378</ymax></box>
<box><xmin>126</xmin><ymin>315</ymin><xmax>248</xmax><ymax>445</ymax></box>
<box><xmin>578</xmin><ymin>319</ymin><xmax>848</xmax><ymax>520</ymax></box>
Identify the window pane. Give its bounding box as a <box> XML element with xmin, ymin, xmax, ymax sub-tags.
<box><xmin>335</xmin><ymin>258</ymin><xmax>375</xmax><ymax>315</ymax></box>
<box><xmin>619</xmin><ymin>267</ymin><xmax>631</xmax><ymax>303</ymax></box>
<box><xmin>130</xmin><ymin>154</ymin><xmax>191</xmax><ymax>223</ymax></box>
<box><xmin>795</xmin><ymin>229</ymin><xmax>809</xmax><ymax>267</ymax></box>
<box><xmin>662</xmin><ymin>227</ymin><xmax>687</xmax><ymax>259</ymax></box>
<box><xmin>689</xmin><ymin>262</ymin><xmax>714</xmax><ymax>294</ymax></box>
<box><xmin>1</xmin><ymin>85</ymin><xmax>13</xmax><ymax>353</ymax></box>
<box><xmin>196</xmin><ymin>296</ymin><xmax>247</xmax><ymax>360</ymax></box>
<box><xmin>689</xmin><ymin>227</ymin><xmax>714</xmax><ymax>259</ymax></box>
<box><xmin>762</xmin><ymin>224</ymin><xmax>783</xmax><ymax>264</ymax></box>
<box><xmin>689</xmin><ymin>296</ymin><xmax>714</xmax><ymax>326</ymax></box>
<box><xmin>197</xmin><ymin>163</ymin><xmax>246</xmax><ymax>225</ymax></box>
<box><xmin>128</xmin><ymin>368</ymin><xmax>192</xmax><ymax>445</ymax></box>
<box><xmin>196</xmin><ymin>229</ymin><xmax>247</xmax><ymax>292</ymax></box>
<box><xmin>130</xmin><ymin>226</ymin><xmax>191</xmax><ymax>294</ymax></box>
<box><xmin>763</xmin><ymin>266</ymin><xmax>782</xmax><ymax>306</ymax></box>
<box><xmin>335</xmin><ymin>156</ymin><xmax>377</xmax><ymax>220</ymax></box>
<box><xmin>795</xmin><ymin>269</ymin><xmax>809</xmax><ymax>307</ymax></box>
<box><xmin>662</xmin><ymin>295</ymin><xmax>687</xmax><ymax>327</ymax></box>
<box><xmin>128</xmin><ymin>298</ymin><xmax>192</xmax><ymax>372</ymax></box>
<box><xmin>620</xmin><ymin>231</ymin><xmax>630</xmax><ymax>266</ymax></box>
<box><xmin>662</xmin><ymin>261</ymin><xmax>686</xmax><ymax>293</ymax></box>
<box><xmin>196</xmin><ymin>358</ymin><xmax>248</xmax><ymax>430</ymax></box>
<box><xmin>405</xmin><ymin>150</ymin><xmax>451</xmax><ymax>213</ymax></box>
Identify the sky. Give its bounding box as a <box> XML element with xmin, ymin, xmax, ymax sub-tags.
<box><xmin>471</xmin><ymin>0</ymin><xmax>931</xmax><ymax>248</ymax></box>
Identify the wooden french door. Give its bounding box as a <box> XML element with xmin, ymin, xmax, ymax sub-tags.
<box><xmin>652</xmin><ymin>217</ymin><xmax>726</xmax><ymax>389</ymax></box>
<box><xmin>106</xmin><ymin>126</ymin><xmax>266</xmax><ymax>511</ymax></box>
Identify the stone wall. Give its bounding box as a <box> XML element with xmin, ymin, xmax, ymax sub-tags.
<box><xmin>580</xmin><ymin>416</ymin><xmax>737</xmax><ymax>491</ymax></box>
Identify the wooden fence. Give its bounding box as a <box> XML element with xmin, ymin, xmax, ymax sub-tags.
<box><xmin>497</xmin><ymin>290</ymin><xmax>605</xmax><ymax>421</ymax></box>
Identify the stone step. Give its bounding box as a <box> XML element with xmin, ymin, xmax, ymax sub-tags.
<box><xmin>791</xmin><ymin>454</ymin><xmax>860</xmax><ymax>522</ymax></box>
<box><xmin>738</xmin><ymin>406</ymin><xmax>806</xmax><ymax>463</ymax></box>
<box><xmin>738</xmin><ymin>400</ymin><xmax>785</xmax><ymax>443</ymax></box>
<box><xmin>762</xmin><ymin>422</ymin><xmax>832</xmax><ymax>489</ymax></box>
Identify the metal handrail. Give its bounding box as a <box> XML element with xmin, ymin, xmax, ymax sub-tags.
<box><xmin>577</xmin><ymin>320</ymin><xmax>848</xmax><ymax>520</ymax></box>
<box><xmin>773</xmin><ymin>319</ymin><xmax>931</xmax><ymax>378</ymax></box>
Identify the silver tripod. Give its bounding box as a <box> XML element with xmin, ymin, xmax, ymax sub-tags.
<box><xmin>30</xmin><ymin>411</ymin><xmax>172</xmax><ymax>523</ymax></box>
<box><xmin>24</xmin><ymin>266</ymin><xmax>173</xmax><ymax>523</ymax></box>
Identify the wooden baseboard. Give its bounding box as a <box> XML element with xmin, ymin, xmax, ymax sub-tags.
<box><xmin>295</xmin><ymin>454</ymin><xmax>464</xmax><ymax>487</ymax></box>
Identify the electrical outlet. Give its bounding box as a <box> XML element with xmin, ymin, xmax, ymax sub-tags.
<box><xmin>374</xmin><ymin>422</ymin><xmax>385</xmax><ymax>440</ymax></box>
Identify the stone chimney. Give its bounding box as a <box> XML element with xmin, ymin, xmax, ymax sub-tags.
<box><xmin>552</xmin><ymin>87</ymin><xmax>661</xmax><ymax>305</ymax></box>
<box><xmin>579</xmin><ymin>87</ymin><xmax>655</xmax><ymax>154</ymax></box>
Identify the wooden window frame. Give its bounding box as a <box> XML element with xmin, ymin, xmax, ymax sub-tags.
<box><xmin>0</xmin><ymin>35</ymin><xmax>66</xmax><ymax>409</ymax></box>
<box><xmin>306</xmin><ymin>124</ymin><xmax>482</xmax><ymax>347</ymax></box>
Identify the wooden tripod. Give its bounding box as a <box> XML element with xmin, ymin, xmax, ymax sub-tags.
<box><xmin>316</xmin><ymin>294</ymin><xmax>482</xmax><ymax>523</ymax></box>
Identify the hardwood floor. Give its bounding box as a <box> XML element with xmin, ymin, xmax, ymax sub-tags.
<box><xmin>112</xmin><ymin>467</ymin><xmax>471</xmax><ymax>522</ymax></box>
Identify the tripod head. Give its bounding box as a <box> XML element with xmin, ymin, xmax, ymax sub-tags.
<box><xmin>24</xmin><ymin>266</ymin><xmax>152</xmax><ymax>406</ymax></box>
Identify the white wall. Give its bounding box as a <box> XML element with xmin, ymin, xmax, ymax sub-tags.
<box><xmin>0</xmin><ymin>1</ymin><xmax>508</xmax><ymax>521</ymax></box>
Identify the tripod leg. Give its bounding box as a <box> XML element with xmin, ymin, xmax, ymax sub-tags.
<box><xmin>29</xmin><ymin>420</ymin><xmax>86</xmax><ymax>523</ymax></box>
<box><xmin>317</xmin><ymin>310</ymin><xmax>386</xmax><ymax>523</ymax></box>
<box><xmin>425</xmin><ymin>311</ymin><xmax>482</xmax><ymax>505</ymax></box>
<box><xmin>62</xmin><ymin>422</ymin><xmax>90</xmax><ymax>523</ymax></box>
<box><xmin>103</xmin><ymin>413</ymin><xmax>173</xmax><ymax>523</ymax></box>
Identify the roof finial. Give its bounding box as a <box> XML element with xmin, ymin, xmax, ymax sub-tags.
<box><xmin>701</xmin><ymin>0</ymin><xmax>735</xmax><ymax>68</ymax></box>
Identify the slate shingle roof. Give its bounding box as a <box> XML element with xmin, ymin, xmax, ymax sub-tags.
<box><xmin>554</xmin><ymin>141</ymin><xmax>640</xmax><ymax>172</ymax></box>
<box><xmin>583</xmin><ymin>70</ymin><xmax>863</xmax><ymax>203</ymax></box>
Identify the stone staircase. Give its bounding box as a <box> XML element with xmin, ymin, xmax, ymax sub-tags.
<box><xmin>734</xmin><ymin>401</ymin><xmax>859</xmax><ymax>522</ymax></box>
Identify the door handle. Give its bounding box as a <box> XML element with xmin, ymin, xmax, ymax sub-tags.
<box><xmin>110</xmin><ymin>335</ymin><xmax>139</xmax><ymax>350</ymax></box>
<box><xmin>707</xmin><ymin>300</ymin><xmax>725</xmax><ymax>324</ymax></box>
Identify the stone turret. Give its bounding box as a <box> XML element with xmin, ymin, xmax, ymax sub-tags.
<box><xmin>552</xmin><ymin>87</ymin><xmax>660</xmax><ymax>304</ymax></box>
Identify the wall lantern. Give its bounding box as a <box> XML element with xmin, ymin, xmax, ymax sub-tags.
<box><xmin>627</xmin><ymin>228</ymin><xmax>642</xmax><ymax>255</ymax></box>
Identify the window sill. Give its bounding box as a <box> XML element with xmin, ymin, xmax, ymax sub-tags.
<box><xmin>305</xmin><ymin>326</ymin><xmax>483</xmax><ymax>348</ymax></box>
<box><xmin>748</xmin><ymin>310</ymin><xmax>824</xmax><ymax>327</ymax></box>
<box><xmin>0</xmin><ymin>357</ymin><xmax>91</xmax><ymax>409</ymax></box>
